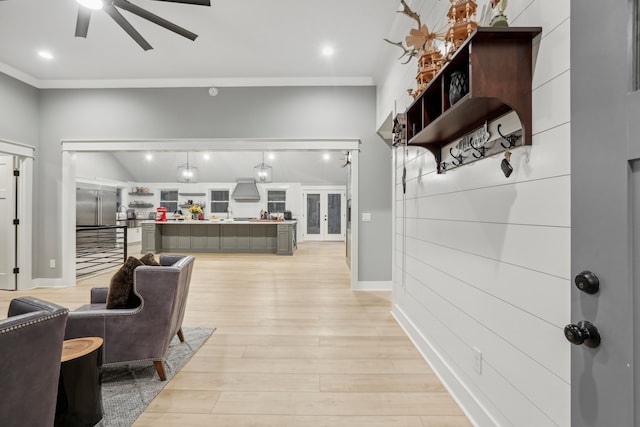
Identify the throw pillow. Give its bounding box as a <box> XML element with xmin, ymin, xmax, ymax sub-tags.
<box><xmin>106</xmin><ymin>256</ymin><xmax>143</xmax><ymax>309</ymax></box>
<box><xmin>139</xmin><ymin>252</ymin><xmax>160</xmax><ymax>266</ymax></box>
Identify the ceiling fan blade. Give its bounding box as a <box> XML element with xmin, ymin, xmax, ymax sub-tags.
<box><xmin>151</xmin><ymin>0</ymin><xmax>210</xmax><ymax>6</ymax></box>
<box><xmin>75</xmin><ymin>7</ymin><xmax>91</xmax><ymax>38</ymax></box>
<box><xmin>114</xmin><ymin>0</ymin><xmax>198</xmax><ymax>41</ymax></box>
<box><xmin>103</xmin><ymin>3</ymin><xmax>153</xmax><ymax>50</ymax></box>
<box><xmin>150</xmin><ymin>0</ymin><xmax>211</xmax><ymax>6</ymax></box>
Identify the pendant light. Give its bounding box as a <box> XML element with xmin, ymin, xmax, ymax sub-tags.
<box><xmin>177</xmin><ymin>152</ymin><xmax>198</xmax><ymax>183</ymax></box>
<box><xmin>254</xmin><ymin>152</ymin><xmax>272</xmax><ymax>183</ymax></box>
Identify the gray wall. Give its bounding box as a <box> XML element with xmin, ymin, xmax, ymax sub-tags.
<box><xmin>0</xmin><ymin>73</ymin><xmax>39</xmax><ymax>145</ymax></box>
<box><xmin>35</xmin><ymin>85</ymin><xmax>391</xmax><ymax>280</ymax></box>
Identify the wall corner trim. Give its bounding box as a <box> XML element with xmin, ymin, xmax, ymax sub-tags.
<box><xmin>392</xmin><ymin>304</ymin><xmax>498</xmax><ymax>427</ymax></box>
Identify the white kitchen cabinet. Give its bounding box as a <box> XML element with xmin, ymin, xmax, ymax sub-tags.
<box><xmin>128</xmin><ymin>226</ymin><xmax>142</xmax><ymax>244</ymax></box>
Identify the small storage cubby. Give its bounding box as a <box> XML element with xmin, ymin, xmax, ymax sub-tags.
<box><xmin>406</xmin><ymin>27</ymin><xmax>542</xmax><ymax>173</ymax></box>
<box><xmin>423</xmin><ymin>81</ymin><xmax>443</xmax><ymax>128</ymax></box>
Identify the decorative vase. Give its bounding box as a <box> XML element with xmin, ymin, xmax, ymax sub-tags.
<box><xmin>449</xmin><ymin>70</ymin><xmax>468</xmax><ymax>105</ymax></box>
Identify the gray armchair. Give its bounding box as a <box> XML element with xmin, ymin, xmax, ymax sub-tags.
<box><xmin>0</xmin><ymin>297</ymin><xmax>69</xmax><ymax>427</ymax></box>
<box><xmin>65</xmin><ymin>254</ymin><xmax>195</xmax><ymax>380</ymax></box>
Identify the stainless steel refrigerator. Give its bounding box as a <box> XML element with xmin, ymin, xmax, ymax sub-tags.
<box><xmin>76</xmin><ymin>185</ymin><xmax>121</xmax><ymax>276</ymax></box>
<box><xmin>76</xmin><ymin>185</ymin><xmax>117</xmax><ymax>226</ymax></box>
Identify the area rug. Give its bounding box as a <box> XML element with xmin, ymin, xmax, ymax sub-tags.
<box><xmin>97</xmin><ymin>327</ymin><xmax>214</xmax><ymax>427</ymax></box>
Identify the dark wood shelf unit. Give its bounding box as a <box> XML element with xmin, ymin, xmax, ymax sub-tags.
<box><xmin>406</xmin><ymin>27</ymin><xmax>542</xmax><ymax>173</ymax></box>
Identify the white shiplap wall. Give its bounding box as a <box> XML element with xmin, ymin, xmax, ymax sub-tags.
<box><xmin>378</xmin><ymin>1</ymin><xmax>570</xmax><ymax>426</ymax></box>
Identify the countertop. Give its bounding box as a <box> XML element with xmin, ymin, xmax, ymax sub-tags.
<box><xmin>140</xmin><ymin>219</ymin><xmax>297</xmax><ymax>225</ymax></box>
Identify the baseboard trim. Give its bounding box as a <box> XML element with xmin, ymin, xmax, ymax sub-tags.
<box><xmin>28</xmin><ymin>278</ymin><xmax>73</xmax><ymax>289</ymax></box>
<box><xmin>352</xmin><ymin>280</ymin><xmax>392</xmax><ymax>291</ymax></box>
<box><xmin>392</xmin><ymin>303</ymin><xmax>497</xmax><ymax>427</ymax></box>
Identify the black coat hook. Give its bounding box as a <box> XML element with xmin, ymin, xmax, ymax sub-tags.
<box><xmin>449</xmin><ymin>147</ymin><xmax>464</xmax><ymax>166</ymax></box>
<box><xmin>498</xmin><ymin>124</ymin><xmax>518</xmax><ymax>149</ymax></box>
<box><xmin>470</xmin><ymin>140</ymin><xmax>486</xmax><ymax>159</ymax></box>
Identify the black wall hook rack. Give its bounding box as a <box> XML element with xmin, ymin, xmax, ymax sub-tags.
<box><xmin>437</xmin><ymin>122</ymin><xmax>523</xmax><ymax>173</ymax></box>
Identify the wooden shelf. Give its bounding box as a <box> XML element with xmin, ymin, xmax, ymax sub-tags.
<box><xmin>128</xmin><ymin>203</ymin><xmax>154</xmax><ymax>208</ymax></box>
<box><xmin>128</xmin><ymin>192</ymin><xmax>154</xmax><ymax>196</ymax></box>
<box><xmin>406</xmin><ymin>27</ymin><xmax>542</xmax><ymax>173</ymax></box>
<box><xmin>179</xmin><ymin>193</ymin><xmax>205</xmax><ymax>196</ymax></box>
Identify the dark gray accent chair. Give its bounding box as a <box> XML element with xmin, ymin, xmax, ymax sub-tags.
<box><xmin>0</xmin><ymin>297</ymin><xmax>69</xmax><ymax>427</ymax></box>
<box><xmin>65</xmin><ymin>254</ymin><xmax>195</xmax><ymax>380</ymax></box>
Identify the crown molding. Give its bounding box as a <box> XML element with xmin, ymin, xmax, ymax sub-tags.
<box><xmin>0</xmin><ymin>63</ymin><xmax>375</xmax><ymax>89</ymax></box>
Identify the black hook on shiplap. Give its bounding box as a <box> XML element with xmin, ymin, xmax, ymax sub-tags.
<box><xmin>449</xmin><ymin>147</ymin><xmax>465</xmax><ymax>167</ymax></box>
<box><xmin>498</xmin><ymin>124</ymin><xmax>518</xmax><ymax>149</ymax></box>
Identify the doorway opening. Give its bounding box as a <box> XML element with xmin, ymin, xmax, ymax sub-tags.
<box><xmin>60</xmin><ymin>138</ymin><xmax>360</xmax><ymax>288</ymax></box>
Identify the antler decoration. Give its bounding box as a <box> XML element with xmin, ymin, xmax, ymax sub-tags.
<box><xmin>385</xmin><ymin>1</ymin><xmax>452</xmax><ymax>99</ymax></box>
<box><xmin>399</xmin><ymin>0</ymin><xmax>421</xmax><ymax>27</ymax></box>
<box><xmin>384</xmin><ymin>0</ymin><xmax>425</xmax><ymax>64</ymax></box>
<box><xmin>383</xmin><ymin>39</ymin><xmax>419</xmax><ymax>64</ymax></box>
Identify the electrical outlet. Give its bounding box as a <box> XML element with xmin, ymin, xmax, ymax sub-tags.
<box><xmin>473</xmin><ymin>346</ymin><xmax>482</xmax><ymax>375</ymax></box>
<box><xmin>49</xmin><ymin>259</ymin><xmax>56</xmax><ymax>269</ymax></box>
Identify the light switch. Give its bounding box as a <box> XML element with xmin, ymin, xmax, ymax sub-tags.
<box><xmin>362</xmin><ymin>212</ymin><xmax>372</xmax><ymax>222</ymax></box>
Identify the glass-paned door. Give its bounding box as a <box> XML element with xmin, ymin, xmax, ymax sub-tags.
<box><xmin>303</xmin><ymin>191</ymin><xmax>345</xmax><ymax>241</ymax></box>
<box><xmin>306</xmin><ymin>193</ymin><xmax>321</xmax><ymax>237</ymax></box>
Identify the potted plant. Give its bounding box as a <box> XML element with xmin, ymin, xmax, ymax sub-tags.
<box><xmin>188</xmin><ymin>205</ymin><xmax>204</xmax><ymax>220</ymax></box>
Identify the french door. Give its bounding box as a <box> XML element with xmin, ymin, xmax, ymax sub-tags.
<box><xmin>303</xmin><ymin>191</ymin><xmax>345</xmax><ymax>241</ymax></box>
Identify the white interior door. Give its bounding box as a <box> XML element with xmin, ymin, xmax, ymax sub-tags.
<box><xmin>303</xmin><ymin>191</ymin><xmax>345</xmax><ymax>241</ymax></box>
<box><xmin>0</xmin><ymin>156</ymin><xmax>15</xmax><ymax>290</ymax></box>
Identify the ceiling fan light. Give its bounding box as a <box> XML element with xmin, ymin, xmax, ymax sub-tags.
<box><xmin>76</xmin><ymin>0</ymin><xmax>103</xmax><ymax>10</ymax></box>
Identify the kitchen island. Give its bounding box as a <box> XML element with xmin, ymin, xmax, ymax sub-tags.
<box><xmin>141</xmin><ymin>219</ymin><xmax>297</xmax><ymax>255</ymax></box>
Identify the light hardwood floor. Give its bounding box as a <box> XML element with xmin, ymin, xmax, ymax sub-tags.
<box><xmin>1</xmin><ymin>242</ymin><xmax>472</xmax><ymax>427</ymax></box>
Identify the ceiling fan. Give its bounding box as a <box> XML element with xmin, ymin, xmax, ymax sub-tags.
<box><xmin>75</xmin><ymin>0</ymin><xmax>211</xmax><ymax>51</ymax></box>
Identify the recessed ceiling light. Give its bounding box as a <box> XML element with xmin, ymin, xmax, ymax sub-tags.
<box><xmin>145</xmin><ymin>153</ymin><xmax>153</xmax><ymax>161</ymax></box>
<box><xmin>76</xmin><ymin>0</ymin><xmax>103</xmax><ymax>10</ymax></box>
<box><xmin>38</xmin><ymin>50</ymin><xmax>54</xmax><ymax>60</ymax></box>
<box><xmin>203</xmin><ymin>153</ymin><xmax>211</xmax><ymax>160</ymax></box>
<box><xmin>321</xmin><ymin>46</ymin><xmax>334</xmax><ymax>57</ymax></box>
<box><xmin>267</xmin><ymin>153</ymin><xmax>275</xmax><ymax>161</ymax></box>
<box><xmin>323</xmin><ymin>153</ymin><xmax>331</xmax><ymax>161</ymax></box>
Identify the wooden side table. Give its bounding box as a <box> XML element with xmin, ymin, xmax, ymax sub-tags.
<box><xmin>55</xmin><ymin>337</ymin><xmax>103</xmax><ymax>427</ymax></box>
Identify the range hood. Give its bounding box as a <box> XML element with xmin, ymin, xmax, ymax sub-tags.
<box><xmin>231</xmin><ymin>178</ymin><xmax>261</xmax><ymax>201</ymax></box>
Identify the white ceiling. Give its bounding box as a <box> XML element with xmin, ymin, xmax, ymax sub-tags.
<box><xmin>79</xmin><ymin>150</ymin><xmax>350</xmax><ymax>185</ymax></box>
<box><xmin>0</xmin><ymin>0</ymin><xmax>402</xmax><ymax>88</ymax></box>
<box><xmin>2</xmin><ymin>1</ymin><xmax>402</xmax><ymax>184</ymax></box>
